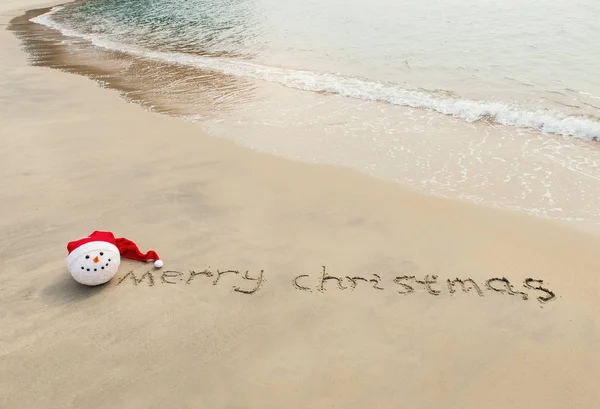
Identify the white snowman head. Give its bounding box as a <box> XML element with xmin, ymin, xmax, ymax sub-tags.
<box><xmin>66</xmin><ymin>230</ymin><xmax>163</xmax><ymax>286</ymax></box>
<box><xmin>67</xmin><ymin>241</ymin><xmax>121</xmax><ymax>286</ymax></box>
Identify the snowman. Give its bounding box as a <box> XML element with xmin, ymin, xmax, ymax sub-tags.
<box><xmin>66</xmin><ymin>230</ymin><xmax>163</xmax><ymax>286</ymax></box>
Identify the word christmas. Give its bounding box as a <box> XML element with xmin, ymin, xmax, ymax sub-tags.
<box><xmin>293</xmin><ymin>266</ymin><xmax>555</xmax><ymax>304</ymax></box>
<box><xmin>115</xmin><ymin>265</ymin><xmax>556</xmax><ymax>304</ymax></box>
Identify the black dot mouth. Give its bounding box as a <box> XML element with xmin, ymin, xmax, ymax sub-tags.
<box><xmin>81</xmin><ymin>267</ymin><xmax>84</xmax><ymax>270</ymax></box>
<box><xmin>86</xmin><ymin>268</ymin><xmax>90</xmax><ymax>271</ymax></box>
<box><xmin>101</xmin><ymin>267</ymin><xmax>104</xmax><ymax>270</ymax></box>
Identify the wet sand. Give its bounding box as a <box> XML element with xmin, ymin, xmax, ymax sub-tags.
<box><xmin>1</xmin><ymin>1</ymin><xmax>599</xmax><ymax>408</ymax></box>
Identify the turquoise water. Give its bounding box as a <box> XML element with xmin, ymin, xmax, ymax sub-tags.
<box><xmin>29</xmin><ymin>0</ymin><xmax>600</xmax><ymax>233</ymax></box>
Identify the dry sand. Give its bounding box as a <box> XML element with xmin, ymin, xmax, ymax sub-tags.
<box><xmin>1</xmin><ymin>2</ymin><xmax>600</xmax><ymax>408</ymax></box>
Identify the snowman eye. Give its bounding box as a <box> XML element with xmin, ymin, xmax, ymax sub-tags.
<box><xmin>85</xmin><ymin>255</ymin><xmax>90</xmax><ymax>259</ymax></box>
<box><xmin>100</xmin><ymin>252</ymin><xmax>104</xmax><ymax>256</ymax></box>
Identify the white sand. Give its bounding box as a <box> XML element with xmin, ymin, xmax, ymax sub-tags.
<box><xmin>1</xmin><ymin>2</ymin><xmax>599</xmax><ymax>408</ymax></box>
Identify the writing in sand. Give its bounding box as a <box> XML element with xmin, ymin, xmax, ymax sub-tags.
<box><xmin>116</xmin><ymin>264</ymin><xmax>556</xmax><ymax>305</ymax></box>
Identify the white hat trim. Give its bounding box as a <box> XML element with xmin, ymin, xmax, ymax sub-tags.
<box><xmin>67</xmin><ymin>241</ymin><xmax>120</xmax><ymax>269</ymax></box>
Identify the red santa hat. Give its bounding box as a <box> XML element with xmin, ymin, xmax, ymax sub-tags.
<box><xmin>66</xmin><ymin>230</ymin><xmax>163</xmax><ymax>268</ymax></box>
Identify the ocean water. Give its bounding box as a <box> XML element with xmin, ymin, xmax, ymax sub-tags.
<box><xmin>25</xmin><ymin>0</ymin><xmax>600</xmax><ymax>233</ymax></box>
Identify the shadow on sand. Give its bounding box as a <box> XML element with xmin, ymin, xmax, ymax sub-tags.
<box><xmin>41</xmin><ymin>269</ymin><xmax>109</xmax><ymax>306</ymax></box>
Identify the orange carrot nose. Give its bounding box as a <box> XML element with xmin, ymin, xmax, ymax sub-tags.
<box><xmin>93</xmin><ymin>256</ymin><xmax>100</xmax><ymax>263</ymax></box>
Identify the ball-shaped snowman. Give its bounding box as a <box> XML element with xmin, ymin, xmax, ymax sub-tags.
<box><xmin>66</xmin><ymin>230</ymin><xmax>162</xmax><ymax>286</ymax></box>
<box><xmin>67</xmin><ymin>240</ymin><xmax>121</xmax><ymax>286</ymax></box>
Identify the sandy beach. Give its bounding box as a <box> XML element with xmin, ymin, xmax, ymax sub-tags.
<box><xmin>1</xmin><ymin>1</ymin><xmax>600</xmax><ymax>408</ymax></box>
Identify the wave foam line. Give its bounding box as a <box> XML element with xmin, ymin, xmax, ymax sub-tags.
<box><xmin>32</xmin><ymin>7</ymin><xmax>600</xmax><ymax>141</ymax></box>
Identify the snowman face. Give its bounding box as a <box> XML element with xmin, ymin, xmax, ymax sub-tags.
<box><xmin>67</xmin><ymin>244</ymin><xmax>121</xmax><ymax>286</ymax></box>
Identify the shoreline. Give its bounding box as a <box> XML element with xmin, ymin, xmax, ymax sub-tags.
<box><xmin>2</xmin><ymin>1</ymin><xmax>600</xmax><ymax>408</ymax></box>
<box><xmin>8</xmin><ymin>0</ymin><xmax>600</xmax><ymax>246</ymax></box>
<box><xmin>13</xmin><ymin>2</ymin><xmax>600</xmax><ymax>237</ymax></box>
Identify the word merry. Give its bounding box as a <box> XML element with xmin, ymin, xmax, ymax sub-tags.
<box><xmin>117</xmin><ymin>268</ymin><xmax>264</xmax><ymax>294</ymax></box>
<box><xmin>293</xmin><ymin>266</ymin><xmax>556</xmax><ymax>304</ymax></box>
